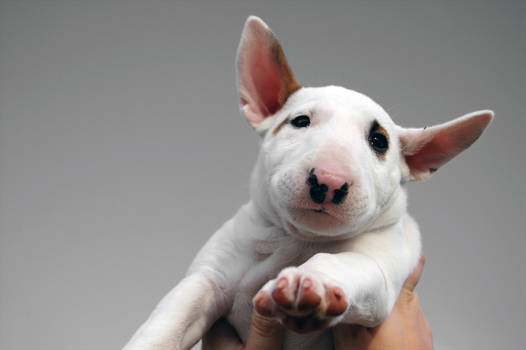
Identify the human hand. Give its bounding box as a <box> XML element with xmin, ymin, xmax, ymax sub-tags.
<box><xmin>202</xmin><ymin>311</ymin><xmax>283</xmax><ymax>350</ymax></box>
<box><xmin>333</xmin><ymin>254</ymin><xmax>433</xmax><ymax>350</ymax></box>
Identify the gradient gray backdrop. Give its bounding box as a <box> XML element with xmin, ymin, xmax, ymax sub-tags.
<box><xmin>1</xmin><ymin>0</ymin><xmax>524</xmax><ymax>349</ymax></box>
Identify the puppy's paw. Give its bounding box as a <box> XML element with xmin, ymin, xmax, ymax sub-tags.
<box><xmin>253</xmin><ymin>267</ymin><xmax>348</xmax><ymax>333</ymax></box>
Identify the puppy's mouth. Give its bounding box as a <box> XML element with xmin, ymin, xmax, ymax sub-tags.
<box><xmin>311</xmin><ymin>208</ymin><xmax>335</xmax><ymax>218</ymax></box>
<box><xmin>289</xmin><ymin>205</ymin><xmax>346</xmax><ymax>223</ymax></box>
<box><xmin>284</xmin><ymin>205</ymin><xmax>352</xmax><ymax>240</ymax></box>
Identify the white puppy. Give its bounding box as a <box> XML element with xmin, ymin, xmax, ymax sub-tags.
<box><xmin>124</xmin><ymin>16</ymin><xmax>493</xmax><ymax>350</ymax></box>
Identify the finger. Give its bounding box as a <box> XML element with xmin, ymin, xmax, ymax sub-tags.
<box><xmin>202</xmin><ymin>317</ymin><xmax>243</xmax><ymax>350</ymax></box>
<box><xmin>403</xmin><ymin>254</ymin><xmax>425</xmax><ymax>292</ymax></box>
<box><xmin>245</xmin><ymin>311</ymin><xmax>283</xmax><ymax>350</ymax></box>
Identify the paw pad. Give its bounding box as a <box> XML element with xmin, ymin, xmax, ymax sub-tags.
<box><xmin>253</xmin><ymin>269</ymin><xmax>348</xmax><ymax>333</ymax></box>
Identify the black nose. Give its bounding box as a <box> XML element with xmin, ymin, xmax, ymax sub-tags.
<box><xmin>307</xmin><ymin>168</ymin><xmax>349</xmax><ymax>205</ymax></box>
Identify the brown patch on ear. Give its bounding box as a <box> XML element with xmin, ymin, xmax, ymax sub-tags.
<box><xmin>269</xmin><ymin>33</ymin><xmax>301</xmax><ymax>110</ymax></box>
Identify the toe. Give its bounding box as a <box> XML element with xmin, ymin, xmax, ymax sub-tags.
<box><xmin>272</xmin><ymin>277</ymin><xmax>294</xmax><ymax>309</ymax></box>
<box><xmin>297</xmin><ymin>277</ymin><xmax>321</xmax><ymax>312</ymax></box>
<box><xmin>325</xmin><ymin>286</ymin><xmax>347</xmax><ymax>316</ymax></box>
<box><xmin>253</xmin><ymin>291</ymin><xmax>274</xmax><ymax>317</ymax></box>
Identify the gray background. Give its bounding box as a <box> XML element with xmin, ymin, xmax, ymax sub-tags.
<box><xmin>1</xmin><ymin>0</ymin><xmax>524</xmax><ymax>349</ymax></box>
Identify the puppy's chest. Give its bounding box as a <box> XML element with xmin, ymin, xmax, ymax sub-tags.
<box><xmin>243</xmin><ymin>237</ymin><xmax>312</xmax><ymax>290</ymax></box>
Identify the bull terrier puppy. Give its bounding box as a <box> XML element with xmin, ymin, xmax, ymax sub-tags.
<box><xmin>124</xmin><ymin>16</ymin><xmax>493</xmax><ymax>350</ymax></box>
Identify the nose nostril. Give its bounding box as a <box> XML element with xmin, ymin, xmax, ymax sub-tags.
<box><xmin>310</xmin><ymin>184</ymin><xmax>328</xmax><ymax>204</ymax></box>
<box><xmin>331</xmin><ymin>182</ymin><xmax>349</xmax><ymax>205</ymax></box>
<box><xmin>307</xmin><ymin>168</ymin><xmax>318</xmax><ymax>186</ymax></box>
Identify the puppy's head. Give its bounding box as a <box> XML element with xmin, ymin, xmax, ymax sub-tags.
<box><xmin>237</xmin><ymin>16</ymin><xmax>493</xmax><ymax>240</ymax></box>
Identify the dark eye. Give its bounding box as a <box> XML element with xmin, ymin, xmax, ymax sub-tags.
<box><xmin>369</xmin><ymin>132</ymin><xmax>388</xmax><ymax>154</ymax></box>
<box><xmin>290</xmin><ymin>115</ymin><xmax>310</xmax><ymax>128</ymax></box>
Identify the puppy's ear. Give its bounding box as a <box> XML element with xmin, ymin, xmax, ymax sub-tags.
<box><xmin>236</xmin><ymin>16</ymin><xmax>301</xmax><ymax>130</ymax></box>
<box><xmin>399</xmin><ymin>110</ymin><xmax>493</xmax><ymax>181</ymax></box>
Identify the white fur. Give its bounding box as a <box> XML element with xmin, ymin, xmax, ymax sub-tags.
<box><xmin>123</xmin><ymin>16</ymin><xmax>492</xmax><ymax>350</ymax></box>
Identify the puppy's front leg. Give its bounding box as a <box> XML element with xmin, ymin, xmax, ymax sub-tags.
<box><xmin>124</xmin><ymin>204</ymin><xmax>260</xmax><ymax>350</ymax></box>
<box><xmin>124</xmin><ymin>273</ymin><xmax>226</xmax><ymax>350</ymax></box>
<box><xmin>254</xmin><ymin>251</ymin><xmax>411</xmax><ymax>332</ymax></box>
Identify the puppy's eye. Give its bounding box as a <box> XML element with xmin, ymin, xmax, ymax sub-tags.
<box><xmin>290</xmin><ymin>115</ymin><xmax>310</xmax><ymax>128</ymax></box>
<box><xmin>368</xmin><ymin>121</ymin><xmax>389</xmax><ymax>155</ymax></box>
<box><xmin>369</xmin><ymin>132</ymin><xmax>388</xmax><ymax>154</ymax></box>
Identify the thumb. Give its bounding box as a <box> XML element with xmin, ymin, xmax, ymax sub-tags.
<box><xmin>244</xmin><ymin>311</ymin><xmax>284</xmax><ymax>350</ymax></box>
<box><xmin>403</xmin><ymin>254</ymin><xmax>425</xmax><ymax>292</ymax></box>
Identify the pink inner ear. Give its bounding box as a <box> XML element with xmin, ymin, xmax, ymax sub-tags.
<box><xmin>405</xmin><ymin>132</ymin><xmax>458</xmax><ymax>173</ymax></box>
<box><xmin>237</xmin><ymin>17</ymin><xmax>301</xmax><ymax>127</ymax></box>
<box><xmin>247</xmin><ymin>47</ymin><xmax>282</xmax><ymax>116</ymax></box>
<box><xmin>402</xmin><ymin>111</ymin><xmax>493</xmax><ymax>179</ymax></box>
